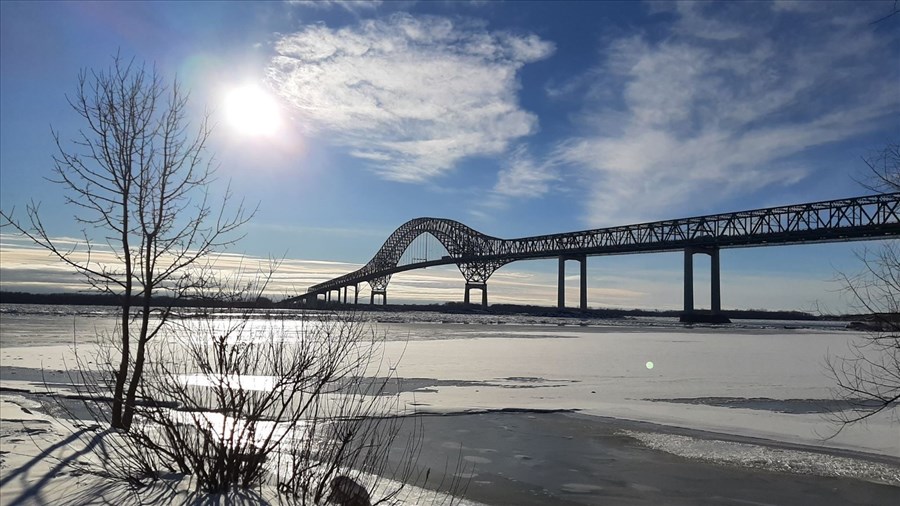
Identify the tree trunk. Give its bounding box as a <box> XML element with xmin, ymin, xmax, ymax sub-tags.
<box><xmin>122</xmin><ymin>290</ymin><xmax>153</xmax><ymax>430</ymax></box>
<box><xmin>111</xmin><ymin>302</ymin><xmax>130</xmax><ymax>429</ymax></box>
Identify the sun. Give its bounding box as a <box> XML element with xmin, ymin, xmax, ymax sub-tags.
<box><xmin>224</xmin><ymin>85</ymin><xmax>282</xmax><ymax>137</ymax></box>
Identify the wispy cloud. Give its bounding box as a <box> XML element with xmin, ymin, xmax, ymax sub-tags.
<box><xmin>0</xmin><ymin>234</ymin><xmax>852</xmax><ymax>311</ymax></box>
<box><xmin>492</xmin><ymin>145</ymin><xmax>559</xmax><ymax>199</ymax></box>
<box><xmin>248</xmin><ymin>222</ymin><xmax>389</xmax><ymax>239</ymax></box>
<box><xmin>556</xmin><ymin>1</ymin><xmax>899</xmax><ymax>226</ymax></box>
<box><xmin>472</xmin><ymin>145</ymin><xmax>562</xmax><ymax>221</ymax></box>
<box><xmin>288</xmin><ymin>0</ymin><xmax>383</xmax><ymax>14</ymax></box>
<box><xmin>0</xmin><ymin>234</ymin><xmax>355</xmax><ymax>298</ymax></box>
<box><xmin>267</xmin><ymin>13</ymin><xmax>554</xmax><ymax>182</ymax></box>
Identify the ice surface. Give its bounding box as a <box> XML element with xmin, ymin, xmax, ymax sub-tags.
<box><xmin>2</xmin><ymin>304</ymin><xmax>897</xmax><ymax>466</ymax></box>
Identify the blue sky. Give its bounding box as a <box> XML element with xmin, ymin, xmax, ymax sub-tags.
<box><xmin>1</xmin><ymin>1</ymin><xmax>898</xmax><ymax>312</ymax></box>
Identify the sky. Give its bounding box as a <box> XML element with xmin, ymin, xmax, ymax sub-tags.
<box><xmin>1</xmin><ymin>1</ymin><xmax>898</xmax><ymax>313</ymax></box>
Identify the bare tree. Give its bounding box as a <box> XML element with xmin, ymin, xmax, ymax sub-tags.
<box><xmin>1</xmin><ymin>54</ymin><xmax>252</xmax><ymax>430</ymax></box>
<box><xmin>828</xmin><ymin>142</ymin><xmax>900</xmax><ymax>427</ymax></box>
<box><xmin>55</xmin><ymin>308</ymin><xmax>467</xmax><ymax>502</ymax></box>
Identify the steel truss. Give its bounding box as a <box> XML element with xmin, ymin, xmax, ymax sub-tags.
<box><xmin>296</xmin><ymin>193</ymin><xmax>900</xmax><ymax>301</ymax></box>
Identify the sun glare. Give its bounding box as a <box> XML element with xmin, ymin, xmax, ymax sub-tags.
<box><xmin>224</xmin><ymin>85</ymin><xmax>282</xmax><ymax>137</ymax></box>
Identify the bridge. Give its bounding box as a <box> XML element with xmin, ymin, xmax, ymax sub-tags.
<box><xmin>287</xmin><ymin>193</ymin><xmax>900</xmax><ymax>322</ymax></box>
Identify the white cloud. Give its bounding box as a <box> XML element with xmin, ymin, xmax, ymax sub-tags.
<box><xmin>267</xmin><ymin>14</ymin><xmax>554</xmax><ymax>182</ymax></box>
<box><xmin>556</xmin><ymin>2</ymin><xmax>900</xmax><ymax>225</ymax></box>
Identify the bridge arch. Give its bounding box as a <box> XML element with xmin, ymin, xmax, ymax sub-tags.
<box><xmin>369</xmin><ymin>218</ymin><xmax>495</xmax><ymax>263</ymax></box>
<box><xmin>302</xmin><ymin>218</ymin><xmax>511</xmax><ymax>306</ymax></box>
<box><xmin>364</xmin><ymin>218</ymin><xmax>508</xmax><ymax>284</ymax></box>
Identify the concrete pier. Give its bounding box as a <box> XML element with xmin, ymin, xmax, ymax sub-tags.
<box><xmin>464</xmin><ymin>282</ymin><xmax>488</xmax><ymax>308</ymax></box>
<box><xmin>558</xmin><ymin>255</ymin><xmax>588</xmax><ymax>310</ymax></box>
<box><xmin>681</xmin><ymin>246</ymin><xmax>728</xmax><ymax>323</ymax></box>
<box><xmin>370</xmin><ymin>290</ymin><xmax>387</xmax><ymax>305</ymax></box>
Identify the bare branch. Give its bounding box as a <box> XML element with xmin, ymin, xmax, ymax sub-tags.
<box><xmin>828</xmin><ymin>141</ymin><xmax>900</xmax><ymax>431</ymax></box>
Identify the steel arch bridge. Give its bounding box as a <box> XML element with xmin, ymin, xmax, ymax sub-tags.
<box><xmin>288</xmin><ymin>193</ymin><xmax>900</xmax><ymax>321</ymax></box>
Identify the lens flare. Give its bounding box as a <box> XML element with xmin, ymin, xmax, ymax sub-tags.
<box><xmin>646</xmin><ymin>361</ymin><xmax>654</xmax><ymax>369</ymax></box>
<box><xmin>224</xmin><ymin>85</ymin><xmax>282</xmax><ymax>137</ymax></box>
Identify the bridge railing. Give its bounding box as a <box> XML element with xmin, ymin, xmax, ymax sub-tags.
<box><xmin>498</xmin><ymin>193</ymin><xmax>899</xmax><ymax>258</ymax></box>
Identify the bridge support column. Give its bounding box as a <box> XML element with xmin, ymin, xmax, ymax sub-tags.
<box><xmin>711</xmin><ymin>248</ymin><xmax>721</xmax><ymax>314</ymax></box>
<box><xmin>681</xmin><ymin>246</ymin><xmax>728</xmax><ymax>323</ymax></box>
<box><xmin>558</xmin><ymin>255</ymin><xmax>588</xmax><ymax>310</ymax></box>
<box><xmin>558</xmin><ymin>257</ymin><xmax>565</xmax><ymax>308</ymax></box>
<box><xmin>683</xmin><ymin>249</ymin><xmax>693</xmax><ymax>315</ymax></box>
<box><xmin>354</xmin><ymin>284</ymin><xmax>359</xmax><ymax>305</ymax></box>
<box><xmin>464</xmin><ymin>282</ymin><xmax>488</xmax><ymax>308</ymax></box>
<box><xmin>580</xmin><ymin>257</ymin><xmax>588</xmax><ymax>310</ymax></box>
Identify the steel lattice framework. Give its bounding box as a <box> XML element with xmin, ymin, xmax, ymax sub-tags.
<box><xmin>297</xmin><ymin>193</ymin><xmax>900</xmax><ymax>300</ymax></box>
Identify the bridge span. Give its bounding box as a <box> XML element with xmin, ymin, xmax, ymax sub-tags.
<box><xmin>287</xmin><ymin>193</ymin><xmax>900</xmax><ymax>321</ymax></box>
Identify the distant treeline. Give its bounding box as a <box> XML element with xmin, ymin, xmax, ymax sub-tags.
<box><xmin>304</xmin><ymin>300</ymin><xmax>827</xmax><ymax>321</ymax></box>
<box><xmin>3</xmin><ymin>290</ymin><xmax>881</xmax><ymax>321</ymax></box>
<box><xmin>0</xmin><ymin>291</ymin><xmax>275</xmax><ymax>309</ymax></box>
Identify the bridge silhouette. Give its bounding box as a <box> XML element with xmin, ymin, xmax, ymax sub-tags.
<box><xmin>288</xmin><ymin>193</ymin><xmax>900</xmax><ymax>322</ymax></box>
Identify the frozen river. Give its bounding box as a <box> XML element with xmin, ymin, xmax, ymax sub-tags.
<box><xmin>370</xmin><ymin>319</ymin><xmax>899</xmax><ymax>460</ymax></box>
<box><xmin>1</xmin><ymin>304</ymin><xmax>897</xmax><ymax>460</ymax></box>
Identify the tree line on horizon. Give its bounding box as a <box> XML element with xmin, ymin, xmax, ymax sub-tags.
<box><xmin>0</xmin><ymin>290</ymin><xmax>275</xmax><ymax>309</ymax></box>
<box><xmin>2</xmin><ymin>289</ymin><xmax>869</xmax><ymax>321</ymax></box>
